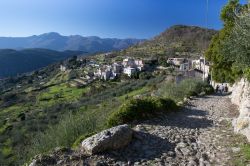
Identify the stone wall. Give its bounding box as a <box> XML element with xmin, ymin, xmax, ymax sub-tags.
<box><xmin>231</xmin><ymin>78</ymin><xmax>250</xmax><ymax>142</ymax></box>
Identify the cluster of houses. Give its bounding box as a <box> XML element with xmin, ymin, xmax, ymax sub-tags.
<box><xmin>167</xmin><ymin>57</ymin><xmax>210</xmax><ymax>79</ymax></box>
<box><xmin>60</xmin><ymin>57</ymin><xmax>146</xmax><ymax>87</ymax></box>
<box><xmin>94</xmin><ymin>58</ymin><xmax>145</xmax><ymax>80</ymax></box>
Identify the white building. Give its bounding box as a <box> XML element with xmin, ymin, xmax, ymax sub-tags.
<box><xmin>94</xmin><ymin>66</ymin><xmax>113</xmax><ymax>80</ymax></box>
<box><xmin>122</xmin><ymin>58</ymin><xmax>136</xmax><ymax>68</ymax></box>
<box><xmin>135</xmin><ymin>60</ymin><xmax>143</xmax><ymax>66</ymax></box>
<box><xmin>191</xmin><ymin>57</ymin><xmax>210</xmax><ymax>79</ymax></box>
<box><xmin>123</xmin><ymin>67</ymin><xmax>137</xmax><ymax>77</ymax></box>
<box><xmin>134</xmin><ymin>60</ymin><xmax>145</xmax><ymax>71</ymax></box>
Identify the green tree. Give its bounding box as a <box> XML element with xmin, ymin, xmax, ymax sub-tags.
<box><xmin>205</xmin><ymin>0</ymin><xmax>242</xmax><ymax>82</ymax></box>
<box><xmin>221</xmin><ymin>5</ymin><xmax>250</xmax><ymax>76</ymax></box>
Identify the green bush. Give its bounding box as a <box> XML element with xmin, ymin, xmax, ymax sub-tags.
<box><xmin>139</xmin><ymin>72</ymin><xmax>153</xmax><ymax>80</ymax></box>
<box><xmin>157</xmin><ymin>79</ymin><xmax>214</xmax><ymax>102</ymax></box>
<box><xmin>202</xmin><ymin>84</ymin><xmax>214</xmax><ymax>95</ymax></box>
<box><xmin>107</xmin><ymin>97</ymin><xmax>177</xmax><ymax>127</ymax></box>
<box><xmin>244</xmin><ymin>68</ymin><xmax>250</xmax><ymax>81</ymax></box>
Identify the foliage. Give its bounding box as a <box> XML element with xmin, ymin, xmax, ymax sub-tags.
<box><xmin>156</xmin><ymin>78</ymin><xmax>214</xmax><ymax>102</ymax></box>
<box><xmin>242</xmin><ymin>144</ymin><xmax>250</xmax><ymax>161</ymax></box>
<box><xmin>107</xmin><ymin>97</ymin><xmax>177</xmax><ymax>127</ymax></box>
<box><xmin>26</xmin><ymin>108</ymin><xmax>98</xmax><ymax>158</ymax></box>
<box><xmin>206</xmin><ymin>0</ymin><xmax>249</xmax><ymax>82</ymax></box>
<box><xmin>221</xmin><ymin>6</ymin><xmax>250</xmax><ymax>80</ymax></box>
<box><xmin>244</xmin><ymin>67</ymin><xmax>250</xmax><ymax>80</ymax></box>
<box><xmin>139</xmin><ymin>72</ymin><xmax>153</xmax><ymax>80</ymax></box>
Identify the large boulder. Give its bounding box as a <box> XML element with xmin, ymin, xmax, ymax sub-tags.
<box><xmin>81</xmin><ymin>124</ymin><xmax>133</xmax><ymax>154</ymax></box>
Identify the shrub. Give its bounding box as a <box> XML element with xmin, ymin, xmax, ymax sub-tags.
<box><xmin>157</xmin><ymin>79</ymin><xmax>214</xmax><ymax>102</ymax></box>
<box><xmin>107</xmin><ymin>97</ymin><xmax>177</xmax><ymax>127</ymax></box>
<box><xmin>244</xmin><ymin>68</ymin><xmax>250</xmax><ymax>81</ymax></box>
<box><xmin>202</xmin><ymin>84</ymin><xmax>214</xmax><ymax>95</ymax></box>
<box><xmin>139</xmin><ymin>72</ymin><xmax>153</xmax><ymax>80</ymax></box>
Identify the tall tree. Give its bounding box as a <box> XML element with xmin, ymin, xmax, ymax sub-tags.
<box><xmin>205</xmin><ymin>0</ymin><xmax>242</xmax><ymax>82</ymax></box>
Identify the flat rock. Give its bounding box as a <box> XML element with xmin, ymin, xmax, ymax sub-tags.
<box><xmin>81</xmin><ymin>124</ymin><xmax>133</xmax><ymax>154</ymax></box>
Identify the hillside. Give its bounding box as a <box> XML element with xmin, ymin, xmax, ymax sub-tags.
<box><xmin>0</xmin><ymin>32</ymin><xmax>144</xmax><ymax>52</ymax></box>
<box><xmin>117</xmin><ymin>25</ymin><xmax>217</xmax><ymax>58</ymax></box>
<box><xmin>0</xmin><ymin>49</ymin><xmax>83</xmax><ymax>78</ymax></box>
<box><xmin>0</xmin><ymin>25</ymin><xmax>219</xmax><ymax>165</ymax></box>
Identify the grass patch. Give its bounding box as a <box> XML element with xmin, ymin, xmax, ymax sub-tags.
<box><xmin>25</xmin><ymin>100</ymin><xmax>120</xmax><ymax>161</ymax></box>
<box><xmin>118</xmin><ymin>86</ymin><xmax>149</xmax><ymax>101</ymax></box>
<box><xmin>37</xmin><ymin>83</ymin><xmax>89</xmax><ymax>107</ymax></box>
<box><xmin>242</xmin><ymin>144</ymin><xmax>250</xmax><ymax>161</ymax></box>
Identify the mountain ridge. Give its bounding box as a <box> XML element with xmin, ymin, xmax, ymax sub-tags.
<box><xmin>0</xmin><ymin>32</ymin><xmax>145</xmax><ymax>52</ymax></box>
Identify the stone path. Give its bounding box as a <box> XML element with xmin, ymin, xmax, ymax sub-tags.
<box><xmin>34</xmin><ymin>95</ymin><xmax>248</xmax><ymax>166</ymax></box>
<box><xmin>83</xmin><ymin>95</ymin><xmax>242</xmax><ymax>166</ymax></box>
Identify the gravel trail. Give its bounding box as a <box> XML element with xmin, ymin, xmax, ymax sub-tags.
<box><xmin>83</xmin><ymin>95</ymin><xmax>242</xmax><ymax>166</ymax></box>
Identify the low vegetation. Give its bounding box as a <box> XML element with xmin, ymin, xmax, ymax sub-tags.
<box><xmin>156</xmin><ymin>78</ymin><xmax>214</xmax><ymax>102</ymax></box>
<box><xmin>107</xmin><ymin>97</ymin><xmax>177</xmax><ymax>127</ymax></box>
<box><xmin>0</xmin><ymin>75</ymin><xmax>166</xmax><ymax>165</ymax></box>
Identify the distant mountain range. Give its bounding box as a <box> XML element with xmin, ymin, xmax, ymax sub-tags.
<box><xmin>0</xmin><ymin>32</ymin><xmax>144</xmax><ymax>53</ymax></box>
<box><xmin>0</xmin><ymin>49</ymin><xmax>83</xmax><ymax>78</ymax></box>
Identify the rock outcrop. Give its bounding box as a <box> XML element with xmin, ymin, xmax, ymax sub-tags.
<box><xmin>231</xmin><ymin>78</ymin><xmax>250</xmax><ymax>142</ymax></box>
<box><xmin>81</xmin><ymin>124</ymin><xmax>133</xmax><ymax>154</ymax></box>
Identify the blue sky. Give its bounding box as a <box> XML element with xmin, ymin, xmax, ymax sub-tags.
<box><xmin>0</xmin><ymin>0</ymin><xmax>247</xmax><ymax>39</ymax></box>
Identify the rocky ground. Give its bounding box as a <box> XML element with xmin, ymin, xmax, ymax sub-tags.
<box><xmin>32</xmin><ymin>95</ymin><xmax>249</xmax><ymax>166</ymax></box>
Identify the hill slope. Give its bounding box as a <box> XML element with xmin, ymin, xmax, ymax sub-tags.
<box><xmin>0</xmin><ymin>25</ymin><xmax>219</xmax><ymax>165</ymax></box>
<box><xmin>118</xmin><ymin>25</ymin><xmax>217</xmax><ymax>58</ymax></box>
<box><xmin>0</xmin><ymin>32</ymin><xmax>144</xmax><ymax>52</ymax></box>
<box><xmin>0</xmin><ymin>49</ymin><xmax>83</xmax><ymax>78</ymax></box>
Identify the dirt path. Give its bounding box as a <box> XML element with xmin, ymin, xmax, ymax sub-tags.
<box><xmin>82</xmin><ymin>95</ymin><xmax>246</xmax><ymax>166</ymax></box>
